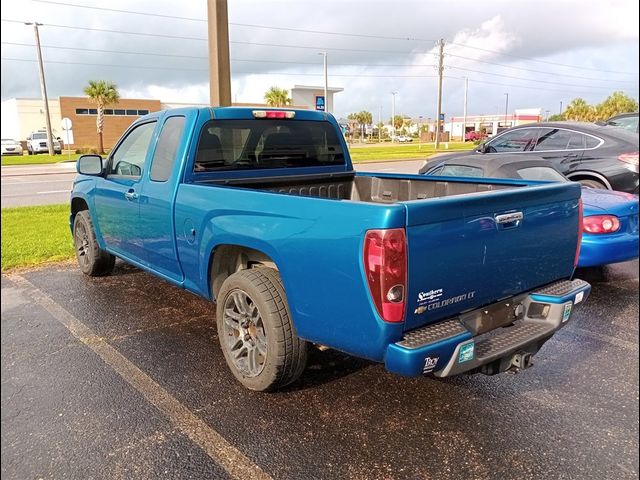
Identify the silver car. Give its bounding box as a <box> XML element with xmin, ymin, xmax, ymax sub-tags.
<box><xmin>1</xmin><ymin>138</ymin><xmax>23</xmax><ymax>156</ymax></box>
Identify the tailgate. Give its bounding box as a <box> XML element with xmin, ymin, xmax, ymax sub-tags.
<box><xmin>403</xmin><ymin>182</ymin><xmax>582</xmax><ymax>331</ymax></box>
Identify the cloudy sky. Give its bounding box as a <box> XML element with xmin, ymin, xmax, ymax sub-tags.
<box><xmin>1</xmin><ymin>0</ymin><xmax>638</xmax><ymax>120</ymax></box>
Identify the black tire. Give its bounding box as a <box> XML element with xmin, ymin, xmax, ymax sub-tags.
<box><xmin>27</xmin><ymin>148</ymin><xmax>32</xmax><ymax>156</ymax></box>
<box><xmin>578</xmin><ymin>178</ymin><xmax>608</xmax><ymax>189</ymax></box>
<box><xmin>73</xmin><ymin>210</ymin><xmax>115</xmax><ymax>276</ymax></box>
<box><xmin>216</xmin><ymin>267</ymin><xmax>307</xmax><ymax>391</ymax></box>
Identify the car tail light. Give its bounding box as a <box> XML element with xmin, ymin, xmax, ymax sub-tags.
<box><xmin>618</xmin><ymin>152</ymin><xmax>639</xmax><ymax>166</ymax></box>
<box><xmin>252</xmin><ymin>110</ymin><xmax>295</xmax><ymax>119</ymax></box>
<box><xmin>363</xmin><ymin>228</ymin><xmax>407</xmax><ymax>323</ymax></box>
<box><xmin>575</xmin><ymin>199</ymin><xmax>583</xmax><ymax>267</ymax></box>
<box><xmin>583</xmin><ymin>214</ymin><xmax>621</xmax><ymax>234</ymax></box>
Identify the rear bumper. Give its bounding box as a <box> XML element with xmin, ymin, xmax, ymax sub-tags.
<box><xmin>578</xmin><ymin>232</ymin><xmax>639</xmax><ymax>267</ymax></box>
<box><xmin>384</xmin><ymin>279</ymin><xmax>591</xmax><ymax>377</ymax></box>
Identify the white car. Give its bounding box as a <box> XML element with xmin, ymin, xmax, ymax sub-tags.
<box><xmin>395</xmin><ymin>135</ymin><xmax>413</xmax><ymax>143</ymax></box>
<box><xmin>1</xmin><ymin>138</ymin><xmax>23</xmax><ymax>156</ymax></box>
<box><xmin>26</xmin><ymin>131</ymin><xmax>62</xmax><ymax>155</ymax></box>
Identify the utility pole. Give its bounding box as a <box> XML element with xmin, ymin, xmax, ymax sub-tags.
<box><xmin>378</xmin><ymin>106</ymin><xmax>382</xmax><ymax>143</ymax></box>
<box><xmin>207</xmin><ymin>0</ymin><xmax>231</xmax><ymax>106</ymax></box>
<box><xmin>559</xmin><ymin>100</ymin><xmax>563</xmax><ymax>116</ymax></box>
<box><xmin>435</xmin><ymin>38</ymin><xmax>445</xmax><ymax>150</ymax></box>
<box><xmin>26</xmin><ymin>22</ymin><xmax>54</xmax><ymax>155</ymax></box>
<box><xmin>321</xmin><ymin>52</ymin><xmax>329</xmax><ymax>113</ymax></box>
<box><xmin>504</xmin><ymin>92</ymin><xmax>509</xmax><ymax>125</ymax></box>
<box><xmin>462</xmin><ymin>77</ymin><xmax>468</xmax><ymax>142</ymax></box>
<box><xmin>391</xmin><ymin>91</ymin><xmax>397</xmax><ymax>141</ymax></box>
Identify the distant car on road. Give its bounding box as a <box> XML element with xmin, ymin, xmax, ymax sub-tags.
<box><xmin>422</xmin><ymin>156</ymin><xmax>639</xmax><ymax>268</ymax></box>
<box><xmin>419</xmin><ymin>122</ymin><xmax>639</xmax><ymax>193</ymax></box>
<box><xmin>26</xmin><ymin>131</ymin><xmax>62</xmax><ymax>155</ymax></box>
<box><xmin>1</xmin><ymin>138</ymin><xmax>23</xmax><ymax>156</ymax></box>
<box><xmin>393</xmin><ymin>135</ymin><xmax>413</xmax><ymax>143</ymax></box>
<box><xmin>604</xmin><ymin>112</ymin><xmax>639</xmax><ymax>133</ymax></box>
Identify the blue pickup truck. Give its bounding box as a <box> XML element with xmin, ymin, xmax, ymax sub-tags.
<box><xmin>70</xmin><ymin>107</ymin><xmax>591</xmax><ymax>391</ymax></box>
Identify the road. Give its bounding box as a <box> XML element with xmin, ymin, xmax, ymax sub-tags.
<box><xmin>0</xmin><ymin>163</ymin><xmax>76</xmax><ymax>208</ymax></box>
<box><xmin>2</xmin><ymin>260</ymin><xmax>638</xmax><ymax>479</ymax></box>
<box><xmin>0</xmin><ymin>160</ymin><xmax>428</xmax><ymax>208</ymax></box>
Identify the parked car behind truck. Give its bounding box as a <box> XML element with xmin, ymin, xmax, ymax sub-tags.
<box><xmin>26</xmin><ymin>131</ymin><xmax>62</xmax><ymax>155</ymax></box>
<box><xmin>70</xmin><ymin>107</ymin><xmax>590</xmax><ymax>391</ymax></box>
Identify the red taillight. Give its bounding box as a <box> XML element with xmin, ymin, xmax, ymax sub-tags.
<box><xmin>575</xmin><ymin>199</ymin><xmax>583</xmax><ymax>267</ymax></box>
<box><xmin>363</xmin><ymin>228</ymin><xmax>407</xmax><ymax>323</ymax></box>
<box><xmin>583</xmin><ymin>214</ymin><xmax>621</xmax><ymax>234</ymax></box>
<box><xmin>618</xmin><ymin>152</ymin><xmax>639</xmax><ymax>166</ymax></box>
<box><xmin>252</xmin><ymin>110</ymin><xmax>295</xmax><ymax>119</ymax></box>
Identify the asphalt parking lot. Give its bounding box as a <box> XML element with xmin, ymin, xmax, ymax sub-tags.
<box><xmin>2</xmin><ymin>259</ymin><xmax>638</xmax><ymax>479</ymax></box>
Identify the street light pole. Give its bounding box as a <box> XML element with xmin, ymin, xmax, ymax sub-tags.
<box><xmin>391</xmin><ymin>91</ymin><xmax>397</xmax><ymax>142</ymax></box>
<box><xmin>435</xmin><ymin>38</ymin><xmax>445</xmax><ymax>150</ymax></box>
<box><xmin>378</xmin><ymin>106</ymin><xmax>382</xmax><ymax>143</ymax></box>
<box><xmin>320</xmin><ymin>52</ymin><xmax>329</xmax><ymax>113</ymax></box>
<box><xmin>559</xmin><ymin>100</ymin><xmax>563</xmax><ymax>116</ymax></box>
<box><xmin>504</xmin><ymin>92</ymin><xmax>509</xmax><ymax>126</ymax></box>
<box><xmin>463</xmin><ymin>77</ymin><xmax>468</xmax><ymax>142</ymax></box>
<box><xmin>26</xmin><ymin>21</ymin><xmax>54</xmax><ymax>155</ymax></box>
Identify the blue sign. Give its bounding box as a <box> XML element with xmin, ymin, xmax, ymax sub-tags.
<box><xmin>315</xmin><ymin>95</ymin><xmax>325</xmax><ymax>111</ymax></box>
<box><xmin>439</xmin><ymin>113</ymin><xmax>445</xmax><ymax>121</ymax></box>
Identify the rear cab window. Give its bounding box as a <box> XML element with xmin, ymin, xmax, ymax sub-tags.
<box><xmin>194</xmin><ymin>119</ymin><xmax>345</xmax><ymax>172</ymax></box>
<box><xmin>438</xmin><ymin>165</ymin><xmax>484</xmax><ymax>177</ymax></box>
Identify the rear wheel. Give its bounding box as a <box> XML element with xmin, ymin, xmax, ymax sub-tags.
<box><xmin>73</xmin><ymin>210</ymin><xmax>115</xmax><ymax>276</ymax></box>
<box><xmin>216</xmin><ymin>267</ymin><xmax>307</xmax><ymax>391</ymax></box>
<box><xmin>578</xmin><ymin>178</ymin><xmax>607</xmax><ymax>189</ymax></box>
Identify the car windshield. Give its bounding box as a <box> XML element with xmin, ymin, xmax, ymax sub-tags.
<box><xmin>194</xmin><ymin>119</ymin><xmax>345</xmax><ymax>172</ymax></box>
<box><xmin>606</xmin><ymin>115</ymin><xmax>639</xmax><ymax>132</ymax></box>
<box><xmin>32</xmin><ymin>133</ymin><xmax>48</xmax><ymax>139</ymax></box>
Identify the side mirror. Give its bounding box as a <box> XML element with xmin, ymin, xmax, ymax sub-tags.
<box><xmin>476</xmin><ymin>143</ymin><xmax>488</xmax><ymax>153</ymax></box>
<box><xmin>77</xmin><ymin>154</ymin><xmax>103</xmax><ymax>175</ymax></box>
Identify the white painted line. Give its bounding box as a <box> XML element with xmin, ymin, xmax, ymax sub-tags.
<box><xmin>11</xmin><ymin>275</ymin><xmax>272</xmax><ymax>480</ymax></box>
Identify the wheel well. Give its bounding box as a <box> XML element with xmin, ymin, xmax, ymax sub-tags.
<box><xmin>565</xmin><ymin>172</ymin><xmax>611</xmax><ymax>189</ymax></box>
<box><xmin>209</xmin><ymin>245</ymin><xmax>278</xmax><ymax>298</ymax></box>
<box><xmin>71</xmin><ymin>197</ymin><xmax>88</xmax><ymax>215</ymax></box>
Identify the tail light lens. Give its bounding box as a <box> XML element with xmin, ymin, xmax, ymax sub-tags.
<box><xmin>363</xmin><ymin>228</ymin><xmax>407</xmax><ymax>323</ymax></box>
<box><xmin>575</xmin><ymin>199</ymin><xmax>583</xmax><ymax>267</ymax></box>
<box><xmin>618</xmin><ymin>152</ymin><xmax>639</xmax><ymax>166</ymax></box>
<box><xmin>583</xmin><ymin>214</ymin><xmax>621</xmax><ymax>234</ymax></box>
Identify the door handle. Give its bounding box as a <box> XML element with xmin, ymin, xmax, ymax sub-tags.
<box><xmin>124</xmin><ymin>189</ymin><xmax>139</xmax><ymax>201</ymax></box>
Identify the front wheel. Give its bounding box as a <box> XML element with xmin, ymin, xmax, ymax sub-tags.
<box><xmin>216</xmin><ymin>268</ymin><xmax>307</xmax><ymax>391</ymax></box>
<box><xmin>73</xmin><ymin>210</ymin><xmax>115</xmax><ymax>276</ymax></box>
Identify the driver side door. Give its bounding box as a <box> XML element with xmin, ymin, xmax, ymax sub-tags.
<box><xmin>93</xmin><ymin>120</ymin><xmax>157</xmax><ymax>261</ymax></box>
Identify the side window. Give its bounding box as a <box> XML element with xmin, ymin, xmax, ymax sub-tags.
<box><xmin>584</xmin><ymin>135</ymin><xmax>602</xmax><ymax>148</ymax></box>
<box><xmin>517</xmin><ymin>167</ymin><xmax>567</xmax><ymax>182</ymax></box>
<box><xmin>439</xmin><ymin>165</ymin><xmax>484</xmax><ymax>177</ymax></box>
<box><xmin>108</xmin><ymin>121</ymin><xmax>156</xmax><ymax>178</ymax></box>
<box><xmin>150</xmin><ymin>116</ymin><xmax>185</xmax><ymax>182</ymax></box>
<box><xmin>486</xmin><ymin>129</ymin><xmax>538</xmax><ymax>153</ymax></box>
<box><xmin>534</xmin><ymin>129</ymin><xmax>585</xmax><ymax>151</ymax></box>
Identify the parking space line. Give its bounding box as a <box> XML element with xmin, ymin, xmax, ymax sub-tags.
<box><xmin>11</xmin><ymin>275</ymin><xmax>272</xmax><ymax>480</ymax></box>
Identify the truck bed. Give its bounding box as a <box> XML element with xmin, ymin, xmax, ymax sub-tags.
<box><xmin>198</xmin><ymin>172</ymin><xmax>514</xmax><ymax>203</ymax></box>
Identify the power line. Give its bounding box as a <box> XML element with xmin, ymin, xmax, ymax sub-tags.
<box><xmin>0</xmin><ymin>19</ymin><xmax>422</xmax><ymax>54</ymax></box>
<box><xmin>31</xmin><ymin>0</ymin><xmax>436</xmax><ymax>42</ymax></box>
<box><xmin>3</xmin><ymin>42</ymin><xmax>631</xmax><ymax>90</ymax></box>
<box><xmin>445</xmin><ymin>52</ymin><xmax>638</xmax><ymax>82</ymax></box>
<box><xmin>448</xmin><ymin>42</ymin><xmax>638</xmax><ymax>75</ymax></box>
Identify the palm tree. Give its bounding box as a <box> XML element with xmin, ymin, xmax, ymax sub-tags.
<box><xmin>563</xmin><ymin>98</ymin><xmax>595</xmax><ymax>122</ymax></box>
<box><xmin>264</xmin><ymin>86</ymin><xmax>291</xmax><ymax>107</ymax></box>
<box><xmin>84</xmin><ymin>80</ymin><xmax>120</xmax><ymax>154</ymax></box>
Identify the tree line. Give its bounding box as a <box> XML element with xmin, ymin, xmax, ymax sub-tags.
<box><xmin>550</xmin><ymin>91</ymin><xmax>638</xmax><ymax>122</ymax></box>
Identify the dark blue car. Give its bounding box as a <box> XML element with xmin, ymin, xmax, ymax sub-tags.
<box><xmin>422</xmin><ymin>156</ymin><xmax>639</xmax><ymax>268</ymax></box>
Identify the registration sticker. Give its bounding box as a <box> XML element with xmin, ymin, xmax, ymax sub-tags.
<box><xmin>562</xmin><ymin>303</ymin><xmax>573</xmax><ymax>323</ymax></box>
<box><xmin>458</xmin><ymin>343</ymin><xmax>475</xmax><ymax>363</ymax></box>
